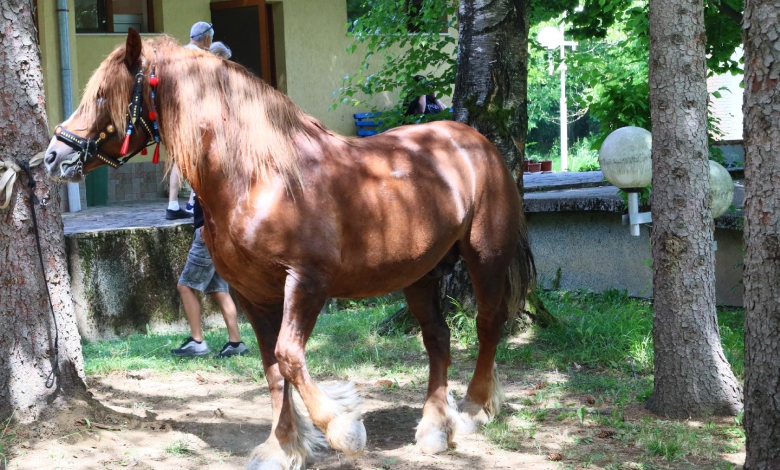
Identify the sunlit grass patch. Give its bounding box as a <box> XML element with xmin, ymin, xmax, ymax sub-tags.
<box><xmin>83</xmin><ymin>298</ymin><xmax>416</xmax><ymax>382</ymax></box>
<box><xmin>498</xmin><ymin>290</ymin><xmax>744</xmax><ymax>383</ymax></box>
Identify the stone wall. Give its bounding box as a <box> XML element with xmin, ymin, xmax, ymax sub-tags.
<box><xmin>527</xmin><ymin>212</ymin><xmax>744</xmax><ymax>306</ymax></box>
<box><xmin>66</xmin><ymin>224</ymin><xmax>229</xmax><ymax>341</ymax></box>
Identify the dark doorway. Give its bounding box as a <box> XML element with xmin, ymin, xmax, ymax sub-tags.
<box><xmin>210</xmin><ymin>0</ymin><xmax>275</xmax><ymax>86</ymax></box>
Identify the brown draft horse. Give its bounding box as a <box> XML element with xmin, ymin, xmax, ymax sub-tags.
<box><xmin>44</xmin><ymin>30</ymin><xmax>535</xmax><ymax>469</ymax></box>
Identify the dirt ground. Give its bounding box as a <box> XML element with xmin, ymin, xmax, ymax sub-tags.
<box><xmin>4</xmin><ymin>370</ymin><xmax>745</xmax><ymax>470</ymax></box>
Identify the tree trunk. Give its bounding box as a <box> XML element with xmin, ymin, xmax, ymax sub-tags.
<box><xmin>645</xmin><ymin>0</ymin><xmax>742</xmax><ymax>417</ymax></box>
<box><xmin>453</xmin><ymin>0</ymin><xmax>529</xmax><ymax>177</ymax></box>
<box><xmin>0</xmin><ymin>0</ymin><xmax>87</xmax><ymax>423</ymax></box>
<box><xmin>742</xmin><ymin>0</ymin><xmax>780</xmax><ymax>465</ymax></box>
<box><xmin>446</xmin><ymin>0</ymin><xmax>531</xmax><ymax>317</ymax></box>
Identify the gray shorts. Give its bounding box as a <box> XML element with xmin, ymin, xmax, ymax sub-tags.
<box><xmin>178</xmin><ymin>227</ymin><xmax>229</xmax><ymax>294</ymax></box>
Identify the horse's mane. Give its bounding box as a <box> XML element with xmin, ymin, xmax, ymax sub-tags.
<box><xmin>79</xmin><ymin>35</ymin><xmax>332</xmax><ymax>191</ymax></box>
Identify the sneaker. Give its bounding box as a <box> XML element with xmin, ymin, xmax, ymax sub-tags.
<box><xmin>166</xmin><ymin>208</ymin><xmax>194</xmax><ymax>220</ymax></box>
<box><xmin>171</xmin><ymin>337</ymin><xmax>211</xmax><ymax>356</ymax></box>
<box><xmin>185</xmin><ymin>202</ymin><xmax>194</xmax><ymax>212</ymax></box>
<box><xmin>215</xmin><ymin>342</ymin><xmax>248</xmax><ymax>358</ymax></box>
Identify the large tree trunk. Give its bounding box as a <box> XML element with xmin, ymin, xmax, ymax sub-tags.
<box><xmin>645</xmin><ymin>0</ymin><xmax>742</xmax><ymax>417</ymax></box>
<box><xmin>0</xmin><ymin>0</ymin><xmax>87</xmax><ymax>423</ymax></box>
<box><xmin>446</xmin><ymin>0</ymin><xmax>530</xmax><ymax>317</ymax></box>
<box><xmin>742</xmin><ymin>0</ymin><xmax>780</xmax><ymax>465</ymax></box>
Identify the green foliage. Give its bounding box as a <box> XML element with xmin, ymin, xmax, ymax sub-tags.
<box><xmin>527</xmin><ymin>137</ymin><xmax>600</xmax><ymax>172</ymax></box>
<box><xmin>446</xmin><ymin>297</ymin><xmax>479</xmax><ymax>347</ymax></box>
<box><xmin>569</xmin><ymin>137</ymin><xmax>601</xmax><ymax>171</ymax></box>
<box><xmin>334</xmin><ymin>0</ymin><xmax>457</xmax><ymax>129</ymax></box>
<box><xmin>338</xmin><ymin>0</ymin><xmax>743</xmax><ymax>164</ymax></box>
<box><xmin>567</xmin><ymin>2</ymin><xmax>651</xmax><ymax>147</ymax></box>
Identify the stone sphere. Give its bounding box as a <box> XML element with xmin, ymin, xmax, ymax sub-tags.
<box><xmin>709</xmin><ymin>160</ymin><xmax>734</xmax><ymax>218</ymax></box>
<box><xmin>599</xmin><ymin>126</ymin><xmax>652</xmax><ymax>189</ymax></box>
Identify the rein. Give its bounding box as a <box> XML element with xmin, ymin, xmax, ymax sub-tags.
<box><xmin>54</xmin><ymin>64</ymin><xmax>161</xmax><ymax>169</ymax></box>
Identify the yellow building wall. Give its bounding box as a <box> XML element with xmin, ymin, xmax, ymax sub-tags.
<box><xmin>39</xmin><ymin>0</ymin><xmax>406</xmax><ymax>141</ymax></box>
<box><xmin>37</xmin><ymin>0</ymin><xmax>80</xmax><ymax>131</ymax></box>
<box><xmin>268</xmin><ymin>0</ymin><xmax>372</xmax><ymax>135</ymax></box>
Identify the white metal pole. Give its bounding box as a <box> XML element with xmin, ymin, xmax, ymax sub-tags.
<box><xmin>559</xmin><ymin>22</ymin><xmax>568</xmax><ymax>172</ymax></box>
<box><xmin>628</xmin><ymin>192</ymin><xmax>640</xmax><ymax>236</ymax></box>
<box><xmin>57</xmin><ymin>0</ymin><xmax>82</xmax><ymax>212</ymax></box>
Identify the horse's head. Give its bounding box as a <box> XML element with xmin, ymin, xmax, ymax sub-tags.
<box><xmin>44</xmin><ymin>29</ymin><xmax>157</xmax><ymax>182</ymax></box>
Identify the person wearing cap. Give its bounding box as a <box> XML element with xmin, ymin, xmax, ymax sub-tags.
<box><xmin>165</xmin><ymin>21</ymin><xmax>215</xmax><ymax>220</ymax></box>
<box><xmin>186</xmin><ymin>21</ymin><xmax>214</xmax><ymax>51</ymax></box>
<box><xmin>169</xmin><ymin>22</ymin><xmax>246</xmax><ymax>358</ymax></box>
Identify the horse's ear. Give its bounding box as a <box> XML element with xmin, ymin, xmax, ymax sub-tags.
<box><xmin>124</xmin><ymin>28</ymin><xmax>142</xmax><ymax>71</ymax></box>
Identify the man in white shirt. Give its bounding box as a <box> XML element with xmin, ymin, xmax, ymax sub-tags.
<box><xmin>166</xmin><ymin>22</ymin><xmax>214</xmax><ymax>220</ymax></box>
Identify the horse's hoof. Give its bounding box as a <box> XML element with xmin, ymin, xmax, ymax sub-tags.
<box><xmin>326</xmin><ymin>412</ymin><xmax>366</xmax><ymax>458</ymax></box>
<box><xmin>246</xmin><ymin>438</ymin><xmax>306</xmax><ymax>470</ymax></box>
<box><xmin>417</xmin><ymin>428</ymin><xmax>449</xmax><ymax>454</ymax></box>
<box><xmin>415</xmin><ymin>405</ymin><xmax>458</xmax><ymax>454</ymax></box>
<box><xmin>457</xmin><ymin>398</ymin><xmax>493</xmax><ymax>434</ymax></box>
<box><xmin>245</xmin><ymin>459</ymin><xmax>284</xmax><ymax>470</ymax></box>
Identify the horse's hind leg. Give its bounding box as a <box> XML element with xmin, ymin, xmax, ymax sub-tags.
<box><xmin>403</xmin><ymin>274</ymin><xmax>460</xmax><ymax>454</ymax></box>
<box><xmin>274</xmin><ymin>273</ymin><xmax>366</xmax><ymax>459</ymax></box>
<box><xmin>241</xmin><ymin>300</ymin><xmax>326</xmax><ymax>470</ymax></box>
<box><xmin>457</xmin><ymin>248</ymin><xmax>513</xmax><ymax>432</ymax></box>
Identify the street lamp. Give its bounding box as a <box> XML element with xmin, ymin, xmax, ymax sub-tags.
<box><xmin>537</xmin><ymin>19</ymin><xmax>578</xmax><ymax>172</ymax></box>
<box><xmin>599</xmin><ymin>126</ymin><xmax>735</xmax><ymax>238</ymax></box>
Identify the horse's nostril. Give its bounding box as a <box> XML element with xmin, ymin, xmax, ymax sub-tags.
<box><xmin>44</xmin><ymin>150</ymin><xmax>57</xmax><ymax>167</ymax></box>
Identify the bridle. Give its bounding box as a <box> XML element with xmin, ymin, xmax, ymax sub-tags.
<box><xmin>53</xmin><ymin>64</ymin><xmax>161</xmax><ymax>170</ymax></box>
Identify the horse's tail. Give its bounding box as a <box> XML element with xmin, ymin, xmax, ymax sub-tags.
<box><xmin>505</xmin><ymin>219</ymin><xmax>536</xmax><ymax>321</ymax></box>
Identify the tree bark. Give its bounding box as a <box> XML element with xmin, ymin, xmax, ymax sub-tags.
<box><xmin>742</xmin><ymin>0</ymin><xmax>780</xmax><ymax>465</ymax></box>
<box><xmin>645</xmin><ymin>0</ymin><xmax>742</xmax><ymax>418</ymax></box>
<box><xmin>453</xmin><ymin>0</ymin><xmax>529</xmax><ymax>177</ymax></box>
<box><xmin>0</xmin><ymin>0</ymin><xmax>87</xmax><ymax>423</ymax></box>
<box><xmin>446</xmin><ymin>0</ymin><xmax>532</xmax><ymax>320</ymax></box>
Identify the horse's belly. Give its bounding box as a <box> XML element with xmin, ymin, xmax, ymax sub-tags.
<box><xmin>329</xmin><ymin>223</ymin><xmax>462</xmax><ymax>298</ymax></box>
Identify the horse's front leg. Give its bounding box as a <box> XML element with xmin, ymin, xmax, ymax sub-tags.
<box><xmin>242</xmin><ymin>302</ymin><xmax>326</xmax><ymax>470</ymax></box>
<box><xmin>404</xmin><ymin>276</ymin><xmax>461</xmax><ymax>454</ymax></box>
<box><xmin>275</xmin><ymin>274</ymin><xmax>367</xmax><ymax>459</ymax></box>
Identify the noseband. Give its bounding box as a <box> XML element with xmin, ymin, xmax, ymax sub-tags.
<box><xmin>54</xmin><ymin>66</ymin><xmax>158</xmax><ymax>169</ymax></box>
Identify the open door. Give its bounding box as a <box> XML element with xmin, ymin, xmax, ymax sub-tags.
<box><xmin>210</xmin><ymin>0</ymin><xmax>276</xmax><ymax>86</ymax></box>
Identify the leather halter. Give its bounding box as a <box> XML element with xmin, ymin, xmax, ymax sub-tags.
<box><xmin>54</xmin><ymin>67</ymin><xmax>155</xmax><ymax>169</ymax></box>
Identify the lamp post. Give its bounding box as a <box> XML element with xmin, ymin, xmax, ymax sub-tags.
<box><xmin>538</xmin><ymin>18</ymin><xmax>578</xmax><ymax>172</ymax></box>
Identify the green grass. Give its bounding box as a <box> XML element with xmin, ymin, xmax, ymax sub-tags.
<box><xmin>495</xmin><ymin>289</ymin><xmax>744</xmax><ymax>379</ymax></box>
<box><xmin>0</xmin><ymin>413</ymin><xmax>14</xmax><ymax>468</ymax></box>
<box><xmin>83</xmin><ymin>297</ymin><xmax>428</xmax><ymax>382</ymax></box>
<box><xmin>81</xmin><ymin>289</ymin><xmax>746</xmax><ymax>469</ymax></box>
<box><xmin>164</xmin><ymin>438</ymin><xmax>195</xmax><ymax>457</ymax></box>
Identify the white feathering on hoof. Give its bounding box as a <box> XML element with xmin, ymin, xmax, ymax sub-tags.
<box><xmin>319</xmin><ymin>382</ymin><xmax>366</xmax><ymax>458</ymax></box>
<box><xmin>415</xmin><ymin>399</ymin><xmax>461</xmax><ymax>454</ymax></box>
<box><xmin>458</xmin><ymin>369</ymin><xmax>504</xmax><ymax>434</ymax></box>
<box><xmin>246</xmin><ymin>389</ymin><xmax>327</xmax><ymax>470</ymax></box>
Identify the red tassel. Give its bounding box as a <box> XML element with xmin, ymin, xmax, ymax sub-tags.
<box><xmin>120</xmin><ymin>133</ymin><xmax>131</xmax><ymax>156</ymax></box>
<box><xmin>141</xmin><ymin>147</ymin><xmax>148</xmax><ymax>156</ymax></box>
<box><xmin>152</xmin><ymin>142</ymin><xmax>160</xmax><ymax>164</ymax></box>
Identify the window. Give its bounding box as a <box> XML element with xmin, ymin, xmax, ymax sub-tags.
<box><xmin>75</xmin><ymin>0</ymin><xmax>156</xmax><ymax>34</ymax></box>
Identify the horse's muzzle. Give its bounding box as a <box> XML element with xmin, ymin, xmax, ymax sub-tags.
<box><xmin>44</xmin><ymin>136</ymin><xmax>85</xmax><ymax>182</ymax></box>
